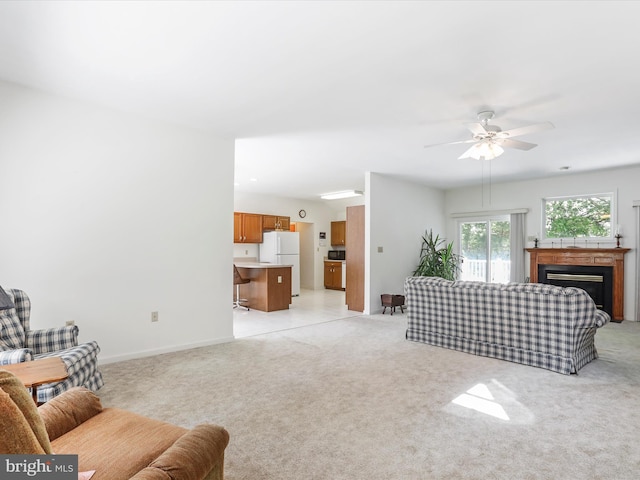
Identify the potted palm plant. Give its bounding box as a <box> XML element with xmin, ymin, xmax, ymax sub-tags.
<box><xmin>413</xmin><ymin>229</ymin><xmax>461</xmax><ymax>281</ymax></box>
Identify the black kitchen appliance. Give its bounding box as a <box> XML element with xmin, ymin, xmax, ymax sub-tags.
<box><xmin>328</xmin><ymin>250</ymin><xmax>346</xmax><ymax>260</ymax></box>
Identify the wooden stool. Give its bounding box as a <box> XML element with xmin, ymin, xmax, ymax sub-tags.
<box><xmin>381</xmin><ymin>294</ymin><xmax>405</xmax><ymax>315</ymax></box>
<box><xmin>233</xmin><ymin>264</ymin><xmax>250</xmax><ymax>310</ymax></box>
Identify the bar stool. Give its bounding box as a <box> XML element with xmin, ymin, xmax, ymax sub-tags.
<box><xmin>233</xmin><ymin>264</ymin><xmax>250</xmax><ymax>310</ymax></box>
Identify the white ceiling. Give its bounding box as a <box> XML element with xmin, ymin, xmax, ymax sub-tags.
<box><xmin>1</xmin><ymin>1</ymin><xmax>639</xmax><ymax>200</ymax></box>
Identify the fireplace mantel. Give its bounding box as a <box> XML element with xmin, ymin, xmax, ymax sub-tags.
<box><xmin>526</xmin><ymin>247</ymin><xmax>630</xmax><ymax>321</ymax></box>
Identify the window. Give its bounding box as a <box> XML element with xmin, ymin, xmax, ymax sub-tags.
<box><xmin>543</xmin><ymin>193</ymin><xmax>614</xmax><ymax>239</ymax></box>
<box><xmin>459</xmin><ymin>217</ymin><xmax>510</xmax><ymax>283</ymax></box>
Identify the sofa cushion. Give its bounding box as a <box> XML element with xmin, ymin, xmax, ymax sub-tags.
<box><xmin>502</xmin><ymin>282</ymin><xmax>584</xmax><ymax>296</ymax></box>
<box><xmin>0</xmin><ymin>370</ymin><xmax>52</xmax><ymax>454</ymax></box>
<box><xmin>50</xmin><ymin>408</ymin><xmax>189</xmax><ymax>480</ymax></box>
<box><xmin>38</xmin><ymin>387</ymin><xmax>103</xmax><ymax>441</ymax></box>
<box><xmin>0</xmin><ymin>286</ymin><xmax>14</xmax><ymax>310</ymax></box>
<box><xmin>0</xmin><ymin>308</ymin><xmax>26</xmax><ymax>350</ymax></box>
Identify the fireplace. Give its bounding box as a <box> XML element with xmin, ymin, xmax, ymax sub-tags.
<box><xmin>538</xmin><ymin>264</ymin><xmax>613</xmax><ymax>318</ymax></box>
<box><xmin>526</xmin><ymin>248</ymin><xmax>630</xmax><ymax>322</ymax></box>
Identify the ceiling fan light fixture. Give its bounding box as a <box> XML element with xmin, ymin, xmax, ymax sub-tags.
<box><xmin>425</xmin><ymin>110</ymin><xmax>553</xmax><ymax>160</ymax></box>
<box><xmin>469</xmin><ymin>141</ymin><xmax>504</xmax><ymax>160</ymax></box>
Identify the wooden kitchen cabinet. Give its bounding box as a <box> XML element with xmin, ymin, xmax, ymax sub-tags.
<box><xmin>278</xmin><ymin>216</ymin><xmax>290</xmax><ymax>230</ymax></box>
<box><xmin>263</xmin><ymin>215</ymin><xmax>291</xmax><ymax>231</ymax></box>
<box><xmin>236</xmin><ymin>265</ymin><xmax>292</xmax><ymax>312</ymax></box>
<box><xmin>324</xmin><ymin>261</ymin><xmax>344</xmax><ymax>290</ymax></box>
<box><xmin>234</xmin><ymin>212</ymin><xmax>263</xmax><ymax>243</ymax></box>
<box><xmin>331</xmin><ymin>221</ymin><xmax>346</xmax><ymax>246</ymax></box>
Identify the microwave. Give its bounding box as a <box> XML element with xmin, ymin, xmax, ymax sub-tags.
<box><xmin>328</xmin><ymin>250</ymin><xmax>346</xmax><ymax>260</ymax></box>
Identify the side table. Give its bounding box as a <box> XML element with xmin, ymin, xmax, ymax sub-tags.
<box><xmin>381</xmin><ymin>294</ymin><xmax>405</xmax><ymax>315</ymax></box>
<box><xmin>2</xmin><ymin>357</ymin><xmax>69</xmax><ymax>404</ymax></box>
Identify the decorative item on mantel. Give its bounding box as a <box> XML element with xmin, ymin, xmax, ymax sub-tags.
<box><xmin>615</xmin><ymin>224</ymin><xmax>623</xmax><ymax>248</ymax></box>
<box><xmin>536</xmin><ymin>226</ymin><xmax>624</xmax><ymax>249</ymax></box>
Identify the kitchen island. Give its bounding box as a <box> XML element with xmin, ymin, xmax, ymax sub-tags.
<box><xmin>235</xmin><ymin>263</ymin><xmax>292</xmax><ymax>312</ymax></box>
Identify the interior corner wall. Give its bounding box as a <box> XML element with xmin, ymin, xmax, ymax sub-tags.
<box><xmin>444</xmin><ymin>164</ymin><xmax>640</xmax><ymax>321</ymax></box>
<box><xmin>366</xmin><ymin>173</ymin><xmax>445</xmax><ymax>315</ymax></box>
<box><xmin>0</xmin><ymin>81</ymin><xmax>235</xmax><ymax>362</ymax></box>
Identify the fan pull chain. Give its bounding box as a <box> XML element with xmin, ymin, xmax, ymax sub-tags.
<box><xmin>489</xmin><ymin>158</ymin><xmax>492</xmax><ymax>206</ymax></box>
<box><xmin>481</xmin><ymin>160</ymin><xmax>485</xmax><ymax>207</ymax></box>
<box><xmin>481</xmin><ymin>159</ymin><xmax>493</xmax><ymax>207</ymax></box>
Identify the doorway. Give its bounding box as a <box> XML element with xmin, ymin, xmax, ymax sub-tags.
<box><xmin>295</xmin><ymin>221</ymin><xmax>315</xmax><ymax>289</ymax></box>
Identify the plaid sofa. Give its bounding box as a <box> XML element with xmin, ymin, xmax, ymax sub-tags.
<box><xmin>0</xmin><ymin>287</ymin><xmax>104</xmax><ymax>402</ymax></box>
<box><xmin>405</xmin><ymin>277</ymin><xmax>610</xmax><ymax>374</ymax></box>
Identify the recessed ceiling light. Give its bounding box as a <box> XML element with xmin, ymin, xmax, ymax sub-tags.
<box><xmin>320</xmin><ymin>190</ymin><xmax>363</xmax><ymax>200</ymax></box>
<box><xmin>249</xmin><ymin>178</ymin><xmax>258</xmax><ymax>182</ymax></box>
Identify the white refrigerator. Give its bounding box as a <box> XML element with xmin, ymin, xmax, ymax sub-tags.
<box><xmin>260</xmin><ymin>231</ymin><xmax>300</xmax><ymax>296</ymax></box>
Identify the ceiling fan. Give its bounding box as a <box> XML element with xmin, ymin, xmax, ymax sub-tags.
<box><xmin>426</xmin><ymin>111</ymin><xmax>554</xmax><ymax>160</ymax></box>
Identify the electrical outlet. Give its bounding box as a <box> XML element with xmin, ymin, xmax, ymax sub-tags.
<box><xmin>277</xmin><ymin>275</ymin><xmax>282</xmax><ymax>283</ymax></box>
<box><xmin>151</xmin><ymin>311</ymin><xmax>159</xmax><ymax>322</ymax></box>
<box><xmin>65</xmin><ymin>320</ymin><xmax>75</xmax><ymax>326</ymax></box>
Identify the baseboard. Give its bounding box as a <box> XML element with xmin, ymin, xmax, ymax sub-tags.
<box><xmin>99</xmin><ymin>335</ymin><xmax>236</xmax><ymax>364</ymax></box>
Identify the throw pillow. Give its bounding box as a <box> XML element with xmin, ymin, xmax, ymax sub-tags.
<box><xmin>0</xmin><ymin>286</ymin><xmax>14</xmax><ymax>310</ymax></box>
<box><xmin>0</xmin><ymin>369</ymin><xmax>52</xmax><ymax>454</ymax></box>
<box><xmin>0</xmin><ymin>309</ymin><xmax>26</xmax><ymax>350</ymax></box>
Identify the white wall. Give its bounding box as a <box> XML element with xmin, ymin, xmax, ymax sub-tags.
<box><xmin>445</xmin><ymin>165</ymin><xmax>640</xmax><ymax>321</ymax></box>
<box><xmin>366</xmin><ymin>173</ymin><xmax>445</xmax><ymax>314</ymax></box>
<box><xmin>326</xmin><ymin>196</ymin><xmax>366</xmax><ymax>221</ymax></box>
<box><xmin>0</xmin><ymin>81</ymin><xmax>235</xmax><ymax>362</ymax></box>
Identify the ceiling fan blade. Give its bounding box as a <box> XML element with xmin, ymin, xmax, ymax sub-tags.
<box><xmin>465</xmin><ymin>122</ymin><xmax>488</xmax><ymax>136</ymax></box>
<box><xmin>424</xmin><ymin>139</ymin><xmax>476</xmax><ymax>149</ymax></box>
<box><xmin>458</xmin><ymin>144</ymin><xmax>478</xmax><ymax>160</ymax></box>
<box><xmin>496</xmin><ymin>138</ymin><xmax>538</xmax><ymax>151</ymax></box>
<box><xmin>497</xmin><ymin>121</ymin><xmax>554</xmax><ymax>138</ymax></box>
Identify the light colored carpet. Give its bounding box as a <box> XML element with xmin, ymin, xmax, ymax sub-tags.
<box><xmin>98</xmin><ymin>315</ymin><xmax>640</xmax><ymax>479</ymax></box>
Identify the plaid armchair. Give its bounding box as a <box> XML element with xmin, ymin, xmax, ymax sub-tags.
<box><xmin>0</xmin><ymin>287</ymin><xmax>103</xmax><ymax>402</ymax></box>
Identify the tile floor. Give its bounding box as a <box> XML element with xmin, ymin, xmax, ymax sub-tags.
<box><xmin>233</xmin><ymin>288</ymin><xmax>362</xmax><ymax>338</ymax></box>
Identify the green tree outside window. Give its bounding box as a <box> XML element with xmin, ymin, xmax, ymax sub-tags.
<box><xmin>544</xmin><ymin>195</ymin><xmax>612</xmax><ymax>238</ymax></box>
<box><xmin>460</xmin><ymin>221</ymin><xmax>510</xmax><ymax>259</ymax></box>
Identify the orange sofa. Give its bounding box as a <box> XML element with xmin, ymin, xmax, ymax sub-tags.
<box><xmin>0</xmin><ymin>370</ymin><xmax>229</xmax><ymax>479</ymax></box>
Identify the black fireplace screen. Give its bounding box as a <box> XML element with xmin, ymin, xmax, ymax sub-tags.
<box><xmin>538</xmin><ymin>264</ymin><xmax>613</xmax><ymax>318</ymax></box>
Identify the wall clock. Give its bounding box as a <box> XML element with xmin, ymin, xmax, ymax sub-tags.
<box><xmin>298</xmin><ymin>209</ymin><xmax>306</xmax><ymax>218</ymax></box>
